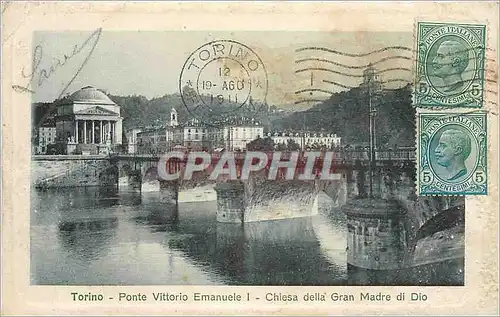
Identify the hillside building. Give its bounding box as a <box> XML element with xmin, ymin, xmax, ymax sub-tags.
<box><xmin>268</xmin><ymin>131</ymin><xmax>341</xmax><ymax>150</ymax></box>
<box><xmin>132</xmin><ymin>111</ymin><xmax>264</xmax><ymax>154</ymax></box>
<box><xmin>36</xmin><ymin>126</ymin><xmax>57</xmax><ymax>154</ymax></box>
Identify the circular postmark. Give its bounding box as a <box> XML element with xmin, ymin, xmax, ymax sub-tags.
<box><xmin>179</xmin><ymin>40</ymin><xmax>268</xmax><ymax>125</ymax></box>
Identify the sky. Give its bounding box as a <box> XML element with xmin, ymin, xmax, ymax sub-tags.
<box><xmin>30</xmin><ymin>30</ymin><xmax>413</xmax><ymax>110</ymax></box>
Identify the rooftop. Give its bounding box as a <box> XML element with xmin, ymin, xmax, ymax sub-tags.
<box><xmin>68</xmin><ymin>86</ymin><xmax>116</xmax><ymax>105</ymax></box>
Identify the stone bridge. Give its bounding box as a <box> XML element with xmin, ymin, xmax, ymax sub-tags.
<box><xmin>110</xmin><ymin>152</ymin><xmax>418</xmax><ymax>222</ymax></box>
<box><xmin>32</xmin><ymin>151</ymin><xmax>464</xmax><ymax>277</ymax></box>
<box><xmin>110</xmin><ymin>151</ymin><xmax>464</xmax><ymax>281</ymax></box>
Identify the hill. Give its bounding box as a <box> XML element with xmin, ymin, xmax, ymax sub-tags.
<box><xmin>32</xmin><ymin>84</ymin><xmax>415</xmax><ymax>149</ymax></box>
<box><xmin>33</xmin><ymin>91</ymin><xmax>273</xmax><ymax>131</ymax></box>
<box><xmin>273</xmin><ymin>85</ymin><xmax>415</xmax><ymax>148</ymax></box>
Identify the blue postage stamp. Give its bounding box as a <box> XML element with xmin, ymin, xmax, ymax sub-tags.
<box><xmin>414</xmin><ymin>22</ymin><xmax>486</xmax><ymax>108</ymax></box>
<box><xmin>418</xmin><ymin>112</ymin><xmax>487</xmax><ymax>195</ymax></box>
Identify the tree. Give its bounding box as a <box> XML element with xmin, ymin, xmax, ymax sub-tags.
<box><xmin>275</xmin><ymin>142</ymin><xmax>287</xmax><ymax>151</ymax></box>
<box><xmin>286</xmin><ymin>139</ymin><xmax>301</xmax><ymax>151</ymax></box>
<box><xmin>308</xmin><ymin>142</ymin><xmax>323</xmax><ymax>150</ymax></box>
<box><xmin>246</xmin><ymin>137</ymin><xmax>275</xmax><ymax>151</ymax></box>
<box><xmin>274</xmin><ymin>85</ymin><xmax>414</xmax><ymax>148</ymax></box>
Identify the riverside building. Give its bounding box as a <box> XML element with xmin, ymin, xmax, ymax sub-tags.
<box><xmin>55</xmin><ymin>86</ymin><xmax>123</xmax><ymax>155</ymax></box>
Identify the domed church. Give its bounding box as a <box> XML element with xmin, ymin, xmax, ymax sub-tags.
<box><xmin>55</xmin><ymin>86</ymin><xmax>123</xmax><ymax>154</ymax></box>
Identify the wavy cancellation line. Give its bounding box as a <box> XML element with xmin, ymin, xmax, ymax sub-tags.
<box><xmin>295</xmin><ymin>46</ymin><xmax>412</xmax><ymax>57</ymax></box>
<box><xmin>295</xmin><ymin>67</ymin><xmax>411</xmax><ymax>78</ymax></box>
<box><xmin>296</xmin><ymin>46</ymin><xmax>495</xmax><ymax>56</ymax></box>
<box><xmin>295</xmin><ymin>88</ymin><xmax>336</xmax><ymax>95</ymax></box>
<box><xmin>295</xmin><ymin>64</ymin><xmax>496</xmax><ymax>78</ymax></box>
<box><xmin>295</xmin><ymin>49</ymin><xmax>497</xmax><ymax>69</ymax></box>
<box><xmin>295</xmin><ymin>56</ymin><xmax>495</xmax><ymax>71</ymax></box>
<box><xmin>293</xmin><ymin>96</ymin><xmax>414</xmax><ymax>106</ymax></box>
<box><xmin>295</xmin><ymin>56</ymin><xmax>412</xmax><ymax>69</ymax></box>
<box><xmin>320</xmin><ymin>78</ymin><xmax>411</xmax><ymax>89</ymax></box>
<box><xmin>293</xmin><ymin>99</ymin><xmax>327</xmax><ymax>105</ymax></box>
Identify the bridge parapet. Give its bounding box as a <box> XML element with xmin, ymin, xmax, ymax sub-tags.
<box><xmin>32</xmin><ymin>156</ymin><xmax>117</xmax><ymax>188</ymax></box>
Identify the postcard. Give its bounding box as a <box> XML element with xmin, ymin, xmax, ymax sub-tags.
<box><xmin>1</xmin><ymin>1</ymin><xmax>498</xmax><ymax>315</ymax></box>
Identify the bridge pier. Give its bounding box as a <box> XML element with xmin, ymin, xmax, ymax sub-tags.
<box><xmin>314</xmin><ymin>175</ymin><xmax>348</xmax><ymax>208</ymax></box>
<box><xmin>141</xmin><ymin>180</ymin><xmax>160</xmax><ymax>192</ymax></box>
<box><xmin>159</xmin><ymin>179</ymin><xmax>180</xmax><ymax>206</ymax></box>
<box><xmin>346</xmin><ymin>169</ymin><xmax>359</xmax><ymax>199</ymax></box>
<box><xmin>98</xmin><ymin>166</ymin><xmax>119</xmax><ymax>187</ymax></box>
<box><xmin>118</xmin><ymin>170</ymin><xmax>142</xmax><ymax>191</ymax></box>
<box><xmin>356</xmin><ymin>167</ymin><xmax>367</xmax><ymax>198</ymax></box>
<box><xmin>345</xmin><ymin>199</ymin><xmax>407</xmax><ymax>271</ymax></box>
<box><xmin>214</xmin><ymin>181</ymin><xmax>245</xmax><ymax>224</ymax></box>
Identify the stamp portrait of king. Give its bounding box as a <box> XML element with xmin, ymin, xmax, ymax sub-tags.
<box><xmin>415</xmin><ymin>22</ymin><xmax>486</xmax><ymax>108</ymax></box>
<box><xmin>419</xmin><ymin>112</ymin><xmax>487</xmax><ymax>195</ymax></box>
<box><xmin>430</xmin><ymin>40</ymin><xmax>471</xmax><ymax>95</ymax></box>
<box><xmin>433</xmin><ymin>128</ymin><xmax>471</xmax><ymax>181</ymax></box>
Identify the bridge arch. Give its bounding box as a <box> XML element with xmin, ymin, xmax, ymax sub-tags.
<box><xmin>413</xmin><ymin>199</ymin><xmax>465</xmax><ymax>242</ymax></box>
<box><xmin>119</xmin><ymin>164</ymin><xmax>132</xmax><ymax>178</ymax></box>
<box><xmin>143</xmin><ymin>166</ymin><xmax>159</xmax><ymax>182</ymax></box>
<box><xmin>404</xmin><ymin>196</ymin><xmax>465</xmax><ymax>268</ymax></box>
<box><xmin>98</xmin><ymin>165</ymin><xmax>118</xmax><ymax>187</ymax></box>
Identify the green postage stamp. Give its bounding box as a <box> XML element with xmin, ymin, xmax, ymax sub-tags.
<box><xmin>414</xmin><ymin>22</ymin><xmax>486</xmax><ymax>108</ymax></box>
<box><xmin>418</xmin><ymin>112</ymin><xmax>487</xmax><ymax>195</ymax></box>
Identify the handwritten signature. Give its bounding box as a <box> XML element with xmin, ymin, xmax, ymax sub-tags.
<box><xmin>12</xmin><ymin>28</ymin><xmax>102</xmax><ymax>98</ymax></box>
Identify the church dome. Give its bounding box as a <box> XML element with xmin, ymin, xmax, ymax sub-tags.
<box><xmin>69</xmin><ymin>86</ymin><xmax>116</xmax><ymax>105</ymax></box>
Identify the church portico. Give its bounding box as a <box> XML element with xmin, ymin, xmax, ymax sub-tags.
<box><xmin>55</xmin><ymin>86</ymin><xmax>123</xmax><ymax>155</ymax></box>
<box><xmin>74</xmin><ymin>118</ymin><xmax>120</xmax><ymax>145</ymax></box>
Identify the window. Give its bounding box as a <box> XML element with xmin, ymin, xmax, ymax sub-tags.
<box><xmin>378</xmin><ymin>222</ymin><xmax>389</xmax><ymax>233</ymax></box>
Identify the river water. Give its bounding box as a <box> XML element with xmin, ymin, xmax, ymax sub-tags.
<box><xmin>31</xmin><ymin>187</ymin><xmax>348</xmax><ymax>285</ymax></box>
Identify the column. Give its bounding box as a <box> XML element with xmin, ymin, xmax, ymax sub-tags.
<box><xmin>100</xmin><ymin>121</ymin><xmax>103</xmax><ymax>144</ymax></box>
<box><xmin>113</xmin><ymin>121</ymin><xmax>118</xmax><ymax>144</ymax></box>
<box><xmin>75</xmin><ymin>120</ymin><xmax>79</xmax><ymax>143</ymax></box>
<box><xmin>107</xmin><ymin>121</ymin><xmax>110</xmax><ymax>142</ymax></box>
<box><xmin>83</xmin><ymin>120</ymin><xmax>87</xmax><ymax>144</ymax></box>
<box><xmin>104</xmin><ymin>120</ymin><xmax>107</xmax><ymax>142</ymax></box>
<box><xmin>115</xmin><ymin>119</ymin><xmax>123</xmax><ymax>145</ymax></box>
<box><xmin>91</xmin><ymin>120</ymin><xmax>95</xmax><ymax>144</ymax></box>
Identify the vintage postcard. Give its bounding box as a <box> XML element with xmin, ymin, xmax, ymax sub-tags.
<box><xmin>1</xmin><ymin>1</ymin><xmax>499</xmax><ymax>316</ymax></box>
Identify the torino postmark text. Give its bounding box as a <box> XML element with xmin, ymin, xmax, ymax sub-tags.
<box><xmin>179</xmin><ymin>40</ymin><xmax>268</xmax><ymax>124</ymax></box>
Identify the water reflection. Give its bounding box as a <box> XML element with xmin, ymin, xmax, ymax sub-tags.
<box><xmin>31</xmin><ymin>187</ymin><xmax>348</xmax><ymax>285</ymax></box>
<box><xmin>134</xmin><ymin>192</ymin><xmax>179</xmax><ymax>227</ymax></box>
<box><xmin>58</xmin><ymin>217</ymin><xmax>118</xmax><ymax>262</ymax></box>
